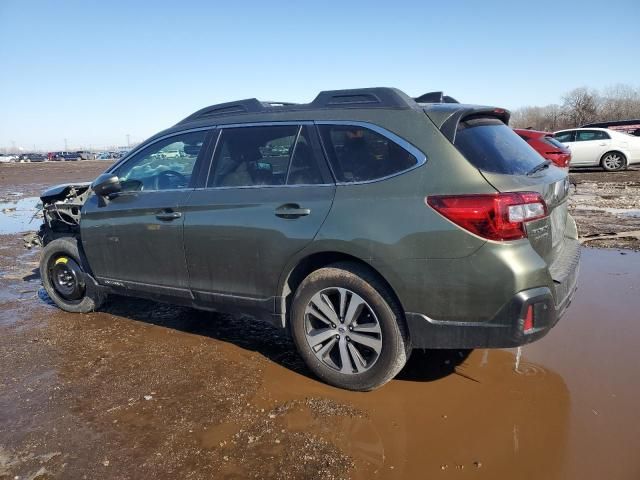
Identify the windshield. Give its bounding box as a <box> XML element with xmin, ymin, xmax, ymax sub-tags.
<box><xmin>455</xmin><ymin>117</ymin><xmax>545</xmax><ymax>175</ymax></box>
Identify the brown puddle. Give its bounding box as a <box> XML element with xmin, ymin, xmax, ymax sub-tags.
<box><xmin>1</xmin><ymin>235</ymin><xmax>640</xmax><ymax>479</ymax></box>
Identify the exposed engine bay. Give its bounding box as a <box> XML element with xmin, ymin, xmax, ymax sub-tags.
<box><xmin>38</xmin><ymin>183</ymin><xmax>92</xmax><ymax>245</ymax></box>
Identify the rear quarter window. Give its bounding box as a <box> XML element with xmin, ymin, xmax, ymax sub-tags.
<box><xmin>318</xmin><ymin>124</ymin><xmax>419</xmax><ymax>183</ymax></box>
<box><xmin>455</xmin><ymin>117</ymin><xmax>544</xmax><ymax>175</ymax></box>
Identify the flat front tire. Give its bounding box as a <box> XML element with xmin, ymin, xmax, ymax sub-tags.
<box><xmin>40</xmin><ymin>237</ymin><xmax>105</xmax><ymax>313</ymax></box>
<box><xmin>290</xmin><ymin>262</ymin><xmax>409</xmax><ymax>391</ymax></box>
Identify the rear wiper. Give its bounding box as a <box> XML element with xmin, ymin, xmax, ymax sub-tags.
<box><xmin>527</xmin><ymin>160</ymin><xmax>551</xmax><ymax>176</ymax></box>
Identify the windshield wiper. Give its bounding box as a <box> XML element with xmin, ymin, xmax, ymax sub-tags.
<box><xmin>527</xmin><ymin>160</ymin><xmax>551</xmax><ymax>176</ymax></box>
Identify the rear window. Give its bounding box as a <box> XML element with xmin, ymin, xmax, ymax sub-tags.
<box><xmin>455</xmin><ymin>118</ymin><xmax>545</xmax><ymax>175</ymax></box>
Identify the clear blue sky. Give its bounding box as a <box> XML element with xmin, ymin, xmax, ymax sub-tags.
<box><xmin>1</xmin><ymin>0</ymin><xmax>639</xmax><ymax>151</ymax></box>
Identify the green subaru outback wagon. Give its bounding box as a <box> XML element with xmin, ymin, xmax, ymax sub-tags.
<box><xmin>38</xmin><ymin>88</ymin><xmax>580</xmax><ymax>391</ymax></box>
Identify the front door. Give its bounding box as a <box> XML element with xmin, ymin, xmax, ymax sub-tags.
<box><xmin>182</xmin><ymin>124</ymin><xmax>335</xmax><ymax>311</ymax></box>
<box><xmin>81</xmin><ymin>129</ymin><xmax>212</xmax><ymax>296</ymax></box>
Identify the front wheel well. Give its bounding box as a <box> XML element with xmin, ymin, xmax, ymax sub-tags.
<box><xmin>279</xmin><ymin>252</ymin><xmax>405</xmax><ymax>329</ymax></box>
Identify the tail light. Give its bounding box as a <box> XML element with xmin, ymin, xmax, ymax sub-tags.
<box><xmin>426</xmin><ymin>192</ymin><xmax>548</xmax><ymax>241</ymax></box>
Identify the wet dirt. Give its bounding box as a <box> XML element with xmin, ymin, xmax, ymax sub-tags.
<box><xmin>570</xmin><ymin>166</ymin><xmax>640</xmax><ymax>251</ymax></box>
<box><xmin>2</xmin><ymin>163</ymin><xmax>640</xmax><ymax>479</ymax></box>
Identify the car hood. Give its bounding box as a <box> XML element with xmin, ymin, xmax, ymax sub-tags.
<box><xmin>41</xmin><ymin>182</ymin><xmax>92</xmax><ymax>202</ymax></box>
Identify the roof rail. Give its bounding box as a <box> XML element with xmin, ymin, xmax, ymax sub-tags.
<box><xmin>175</xmin><ymin>87</ymin><xmax>421</xmax><ymax>126</ymax></box>
<box><xmin>310</xmin><ymin>87</ymin><xmax>417</xmax><ymax>109</ymax></box>
<box><xmin>414</xmin><ymin>91</ymin><xmax>459</xmax><ymax>104</ymax></box>
<box><xmin>177</xmin><ymin>98</ymin><xmax>266</xmax><ymax>124</ymax></box>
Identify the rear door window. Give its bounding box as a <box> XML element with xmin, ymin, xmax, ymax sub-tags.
<box><xmin>576</xmin><ymin>130</ymin><xmax>610</xmax><ymax>141</ymax></box>
<box><xmin>318</xmin><ymin>124</ymin><xmax>419</xmax><ymax>182</ymax></box>
<box><xmin>454</xmin><ymin>117</ymin><xmax>545</xmax><ymax>175</ymax></box>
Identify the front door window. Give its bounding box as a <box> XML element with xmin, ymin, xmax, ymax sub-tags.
<box><xmin>116</xmin><ymin>130</ymin><xmax>208</xmax><ymax>191</ymax></box>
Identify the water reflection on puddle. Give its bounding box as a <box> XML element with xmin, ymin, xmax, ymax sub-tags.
<box><xmin>0</xmin><ymin>197</ymin><xmax>41</xmax><ymax>234</ymax></box>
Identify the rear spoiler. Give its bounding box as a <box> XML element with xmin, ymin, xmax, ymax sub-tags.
<box><xmin>422</xmin><ymin>104</ymin><xmax>511</xmax><ymax>142</ymax></box>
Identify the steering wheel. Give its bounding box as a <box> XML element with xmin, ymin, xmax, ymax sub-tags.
<box><xmin>155</xmin><ymin>170</ymin><xmax>187</xmax><ymax>190</ymax></box>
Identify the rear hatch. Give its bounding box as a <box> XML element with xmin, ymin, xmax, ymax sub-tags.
<box><xmin>428</xmin><ymin>108</ymin><xmax>571</xmax><ymax>266</ymax></box>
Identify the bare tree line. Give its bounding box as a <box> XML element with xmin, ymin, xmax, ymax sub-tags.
<box><xmin>510</xmin><ymin>84</ymin><xmax>640</xmax><ymax>131</ymax></box>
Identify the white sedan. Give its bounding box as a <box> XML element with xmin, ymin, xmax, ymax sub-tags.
<box><xmin>0</xmin><ymin>154</ymin><xmax>17</xmax><ymax>163</ymax></box>
<box><xmin>554</xmin><ymin>128</ymin><xmax>640</xmax><ymax>171</ymax></box>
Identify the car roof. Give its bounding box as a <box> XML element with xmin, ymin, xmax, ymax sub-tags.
<box><xmin>174</xmin><ymin>87</ymin><xmax>421</xmax><ymax>128</ymax></box>
<box><xmin>554</xmin><ymin>127</ymin><xmax>612</xmax><ymax>133</ymax></box>
<box><xmin>122</xmin><ymin>87</ymin><xmax>510</xmax><ymax>156</ymax></box>
<box><xmin>173</xmin><ymin>87</ymin><xmax>506</xmax><ymax>128</ymax></box>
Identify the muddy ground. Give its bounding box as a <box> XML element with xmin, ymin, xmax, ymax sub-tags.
<box><xmin>569</xmin><ymin>166</ymin><xmax>640</xmax><ymax>251</ymax></box>
<box><xmin>1</xmin><ymin>162</ymin><xmax>640</xmax><ymax>479</ymax></box>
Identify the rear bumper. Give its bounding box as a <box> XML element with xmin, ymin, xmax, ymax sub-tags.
<box><xmin>405</xmin><ymin>240</ymin><xmax>580</xmax><ymax>349</ymax></box>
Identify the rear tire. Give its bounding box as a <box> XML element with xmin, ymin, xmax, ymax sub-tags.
<box><xmin>600</xmin><ymin>151</ymin><xmax>626</xmax><ymax>171</ymax></box>
<box><xmin>40</xmin><ymin>237</ymin><xmax>105</xmax><ymax>313</ymax></box>
<box><xmin>290</xmin><ymin>262</ymin><xmax>409</xmax><ymax>391</ymax></box>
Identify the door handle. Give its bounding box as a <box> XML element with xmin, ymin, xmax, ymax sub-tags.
<box><xmin>275</xmin><ymin>203</ymin><xmax>311</xmax><ymax>219</ymax></box>
<box><xmin>155</xmin><ymin>211</ymin><xmax>182</xmax><ymax>221</ymax></box>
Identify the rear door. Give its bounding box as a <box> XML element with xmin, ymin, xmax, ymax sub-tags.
<box><xmin>81</xmin><ymin>129</ymin><xmax>213</xmax><ymax>296</ymax></box>
<box><xmin>182</xmin><ymin>123</ymin><xmax>335</xmax><ymax>309</ymax></box>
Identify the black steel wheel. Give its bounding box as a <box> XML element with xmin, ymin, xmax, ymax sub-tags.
<box><xmin>40</xmin><ymin>237</ymin><xmax>105</xmax><ymax>313</ymax></box>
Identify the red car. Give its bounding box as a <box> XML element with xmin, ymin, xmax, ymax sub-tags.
<box><xmin>514</xmin><ymin>129</ymin><xmax>572</xmax><ymax>168</ymax></box>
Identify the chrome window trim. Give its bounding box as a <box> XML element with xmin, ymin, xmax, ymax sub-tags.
<box><xmin>192</xmin><ymin>183</ymin><xmax>334</xmax><ymax>191</ymax></box>
<box><xmin>314</xmin><ymin>120</ymin><xmax>428</xmax><ymax>185</ymax></box>
<box><xmin>107</xmin><ymin>126</ymin><xmax>215</xmax><ymax>175</ymax></box>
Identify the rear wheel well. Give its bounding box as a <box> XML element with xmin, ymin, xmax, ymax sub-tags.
<box><xmin>600</xmin><ymin>150</ymin><xmax>627</xmax><ymax>166</ymax></box>
<box><xmin>280</xmin><ymin>252</ymin><xmax>405</xmax><ymax>328</ymax></box>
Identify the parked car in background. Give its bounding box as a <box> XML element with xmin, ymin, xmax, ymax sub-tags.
<box><xmin>0</xmin><ymin>154</ymin><xmax>17</xmax><ymax>163</ymax></box>
<box><xmin>76</xmin><ymin>151</ymin><xmax>96</xmax><ymax>160</ymax></box>
<box><xmin>554</xmin><ymin>128</ymin><xmax>640</xmax><ymax>171</ymax></box>
<box><xmin>53</xmin><ymin>152</ymin><xmax>82</xmax><ymax>161</ymax></box>
<box><xmin>97</xmin><ymin>152</ymin><xmax>122</xmax><ymax>160</ymax></box>
<box><xmin>19</xmin><ymin>153</ymin><xmax>47</xmax><ymax>162</ymax></box>
<box><xmin>514</xmin><ymin>129</ymin><xmax>572</xmax><ymax>168</ymax></box>
<box><xmin>37</xmin><ymin>87</ymin><xmax>579</xmax><ymax>391</ymax></box>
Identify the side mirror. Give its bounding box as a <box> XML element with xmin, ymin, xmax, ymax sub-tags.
<box><xmin>91</xmin><ymin>173</ymin><xmax>121</xmax><ymax>206</ymax></box>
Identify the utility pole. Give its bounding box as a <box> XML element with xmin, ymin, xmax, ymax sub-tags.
<box><xmin>64</xmin><ymin>138</ymin><xmax>68</xmax><ymax>151</ymax></box>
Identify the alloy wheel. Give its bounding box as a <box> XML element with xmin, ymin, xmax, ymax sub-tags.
<box><xmin>603</xmin><ymin>153</ymin><xmax>623</xmax><ymax>170</ymax></box>
<box><xmin>304</xmin><ymin>287</ymin><xmax>382</xmax><ymax>374</ymax></box>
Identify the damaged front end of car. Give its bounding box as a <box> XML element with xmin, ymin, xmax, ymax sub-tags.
<box><xmin>38</xmin><ymin>183</ymin><xmax>92</xmax><ymax>245</ymax></box>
